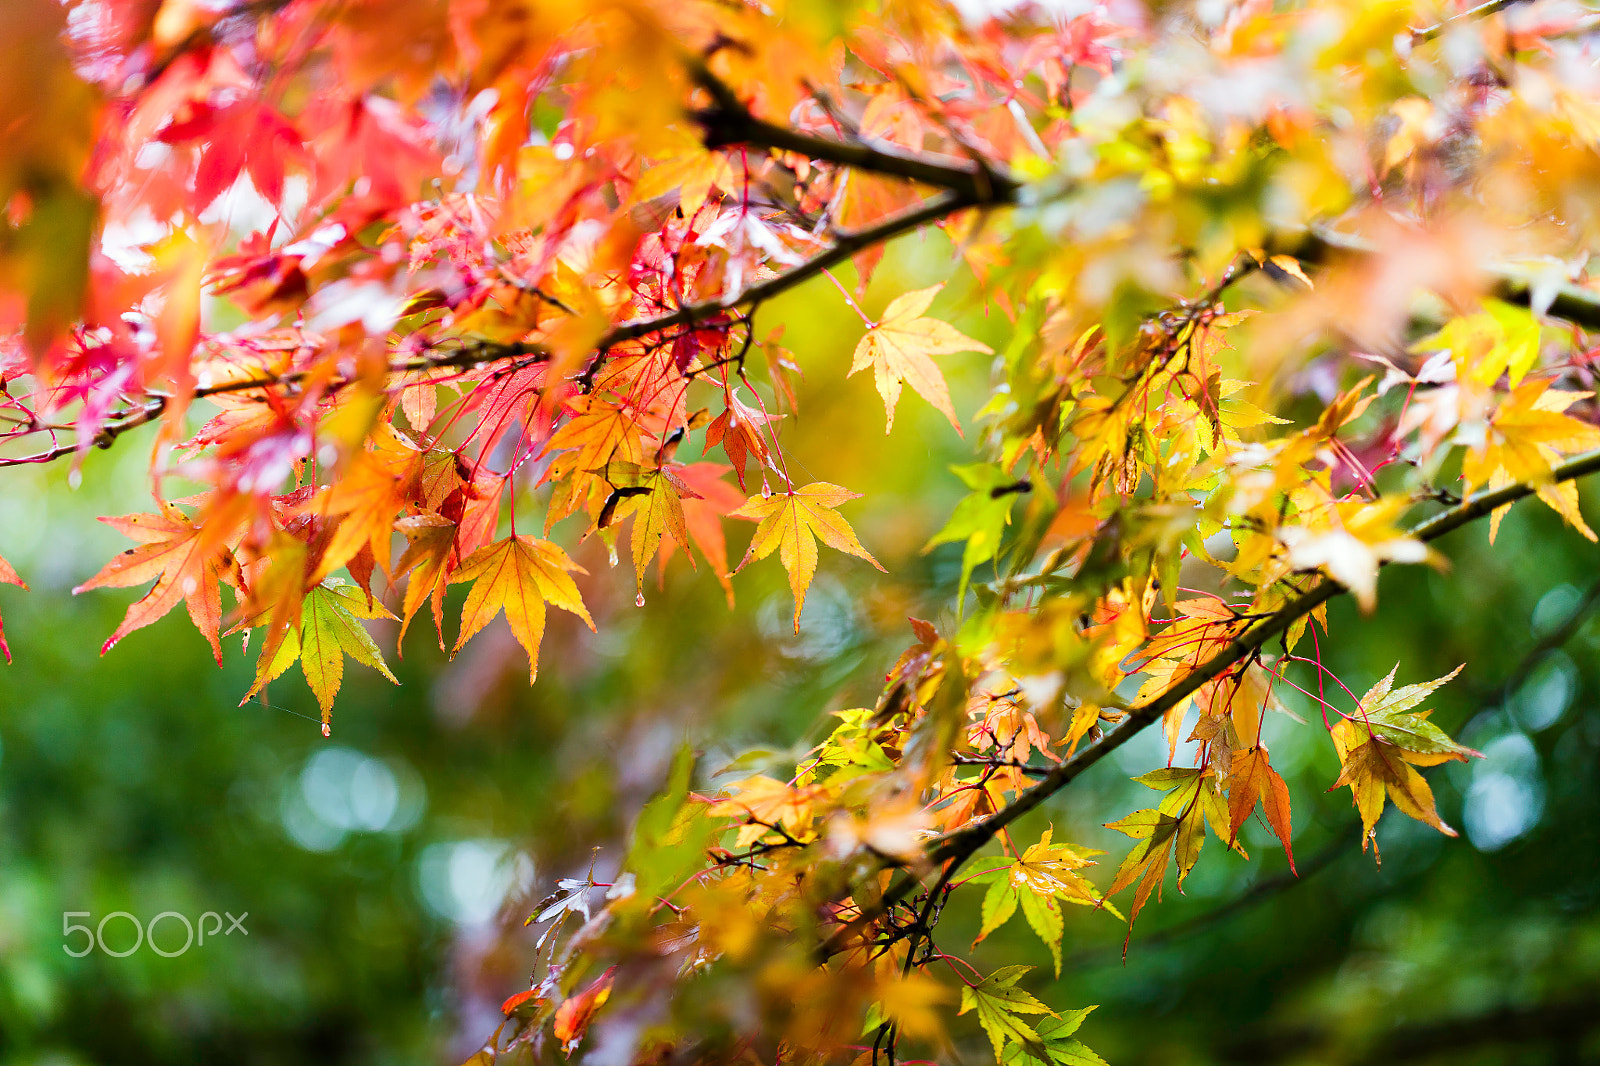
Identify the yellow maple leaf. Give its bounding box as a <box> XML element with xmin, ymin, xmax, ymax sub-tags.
<box><xmin>242</xmin><ymin>580</ymin><xmax>399</xmax><ymax>725</ymax></box>
<box><xmin>876</xmin><ymin>972</ymin><xmax>950</xmax><ymax>1041</ymax></box>
<box><xmin>850</xmin><ymin>285</ymin><xmax>992</xmax><ymax>435</ymax></box>
<box><xmin>449</xmin><ymin>535</ymin><xmax>595</xmax><ymax>682</ymax></box>
<box><xmin>1462</xmin><ymin>380</ymin><xmax>1600</xmax><ymax>542</ymax></box>
<box><xmin>1331</xmin><ymin>737</ymin><xmax>1456</xmax><ymax>844</ymax></box>
<box><xmin>732</xmin><ymin>483</ymin><xmax>884</xmax><ymax>631</ymax></box>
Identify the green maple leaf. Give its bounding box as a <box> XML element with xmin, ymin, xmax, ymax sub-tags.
<box><xmin>958</xmin><ymin>966</ymin><xmax>1053</xmax><ymax>1064</ymax></box>
<box><xmin>244</xmin><ymin>579</ymin><xmax>399</xmax><ymax>721</ymax></box>
<box><xmin>1001</xmin><ymin>1008</ymin><xmax>1106</xmax><ymax>1066</ymax></box>
<box><xmin>1355</xmin><ymin>664</ymin><xmax>1480</xmax><ymax>762</ymax></box>
<box><xmin>924</xmin><ymin>463</ymin><xmax>1020</xmax><ymax>604</ymax></box>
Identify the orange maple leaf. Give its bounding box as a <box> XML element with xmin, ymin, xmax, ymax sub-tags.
<box><xmin>552</xmin><ymin>967</ymin><xmax>615</xmax><ymax>1055</ymax></box>
<box><xmin>1225</xmin><ymin>746</ymin><xmax>1295</xmax><ymax>873</ymax></box>
<box><xmin>0</xmin><ymin>550</ymin><xmax>26</xmax><ymax>664</ymax></box>
<box><xmin>731</xmin><ymin>482</ymin><xmax>884</xmax><ymax>632</ymax></box>
<box><xmin>393</xmin><ymin>513</ymin><xmax>457</xmax><ymax>648</ymax></box>
<box><xmin>543</xmin><ymin>394</ymin><xmax>646</xmax><ymax>472</ymax></box>
<box><xmin>1331</xmin><ymin>736</ymin><xmax>1457</xmax><ymax>843</ymax></box>
<box><xmin>658</xmin><ymin>462</ymin><xmax>750</xmax><ymax>607</ymax></box>
<box><xmin>704</xmin><ymin>385</ymin><xmax>779</xmax><ymax>490</ymax></box>
<box><xmin>73</xmin><ymin>503</ymin><xmax>243</xmax><ymax>663</ymax></box>
<box><xmin>450</xmin><ymin>535</ymin><xmax>595</xmax><ymax>681</ymax></box>
<box><xmin>299</xmin><ymin>428</ymin><xmax>420</xmax><ymax>583</ymax></box>
<box><xmin>621</xmin><ymin>465</ymin><xmax>694</xmax><ymax>590</ymax></box>
<box><xmin>850</xmin><ymin>285</ymin><xmax>992</xmax><ymax>435</ymax></box>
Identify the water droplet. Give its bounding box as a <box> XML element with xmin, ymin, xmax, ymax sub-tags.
<box><xmin>67</xmin><ymin>468</ymin><xmax>82</xmax><ymax>490</ymax></box>
<box><xmin>760</xmin><ymin>477</ymin><xmax>772</xmax><ymax>499</ymax></box>
<box><xmin>636</xmin><ymin>592</ymin><xmax>646</xmax><ymax>607</ymax></box>
<box><xmin>321</xmin><ymin>722</ymin><xmax>331</xmax><ymax>738</ymax></box>
<box><xmin>606</xmin><ymin>543</ymin><xmax>619</xmax><ymax>567</ymax></box>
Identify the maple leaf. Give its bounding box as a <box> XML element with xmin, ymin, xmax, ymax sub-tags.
<box><xmin>924</xmin><ymin>462</ymin><xmax>1022</xmax><ymax>604</ymax></box>
<box><xmin>1343</xmin><ymin>663</ymin><xmax>1477</xmax><ymax>764</ymax></box>
<box><xmin>710</xmin><ymin>775</ymin><xmax>818</xmax><ymax>847</ymax></box>
<box><xmin>299</xmin><ymin>427</ymin><xmax>420</xmax><ymax>583</ymax></box>
<box><xmin>704</xmin><ymin>385</ymin><xmax>779</xmax><ymax>491</ymax></box>
<box><xmin>543</xmin><ymin>394</ymin><xmax>647</xmax><ymax>473</ymax></box>
<box><xmin>1001</xmin><ymin>1010</ymin><xmax>1106</xmax><ymax>1066</ymax></box>
<box><xmin>73</xmin><ymin>504</ymin><xmax>243</xmax><ymax>664</ymax></box>
<box><xmin>1332</xmin><ymin>737</ymin><xmax>1456</xmax><ymax>843</ymax></box>
<box><xmin>617</xmin><ymin>464</ymin><xmax>694</xmax><ymax>592</ymax></box>
<box><xmin>1225</xmin><ymin>746</ymin><xmax>1295</xmax><ymax>873</ymax></box>
<box><xmin>973</xmin><ymin>829</ymin><xmax>1117</xmax><ymax>974</ymax></box>
<box><xmin>1412</xmin><ymin>300</ymin><xmax>1544</xmax><ymax>386</ymax></box>
<box><xmin>731</xmin><ymin>483</ymin><xmax>884</xmax><ymax>632</ymax></box>
<box><xmin>450</xmin><ymin>535</ymin><xmax>595</xmax><ymax>682</ymax></box>
<box><xmin>875</xmin><ymin>972</ymin><xmax>950</xmax><ymax>1041</ymax></box>
<box><xmin>957</xmin><ymin>966</ymin><xmax>1053</xmax><ymax>1065</ymax></box>
<box><xmin>1330</xmin><ymin>664</ymin><xmax>1477</xmax><ymax>848</ymax></box>
<box><xmin>0</xmin><ymin>551</ymin><xmax>26</xmax><ymax>664</ymax></box>
<box><xmin>552</xmin><ymin>967</ymin><xmax>615</xmax><ymax>1055</ymax></box>
<box><xmin>851</xmin><ymin>284</ymin><xmax>992</xmax><ymax>435</ymax></box>
<box><xmin>1280</xmin><ymin>499</ymin><xmax>1433</xmax><ymax>612</ymax></box>
<box><xmin>1460</xmin><ymin>380</ymin><xmax>1600</xmax><ymax>542</ymax></box>
<box><xmin>658</xmin><ymin>462</ymin><xmax>749</xmax><ymax>607</ymax></box>
<box><xmin>1105</xmin><ymin>768</ymin><xmax>1239</xmax><ymax>926</ymax></box>
<box><xmin>392</xmin><ymin>513</ymin><xmax>457</xmax><ymax>648</ymax></box>
<box><xmin>243</xmin><ymin>579</ymin><xmax>399</xmax><ymax>720</ymax></box>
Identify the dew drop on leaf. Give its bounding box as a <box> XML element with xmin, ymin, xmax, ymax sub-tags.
<box><xmin>760</xmin><ymin>477</ymin><xmax>772</xmax><ymax>499</ymax></box>
<box><xmin>322</xmin><ymin>722</ymin><xmax>331</xmax><ymax>738</ymax></box>
<box><xmin>636</xmin><ymin>592</ymin><xmax>646</xmax><ymax>607</ymax></box>
<box><xmin>607</xmin><ymin>543</ymin><xmax>619</xmax><ymax>567</ymax></box>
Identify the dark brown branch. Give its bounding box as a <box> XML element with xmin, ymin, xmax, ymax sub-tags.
<box><xmin>602</xmin><ymin>189</ymin><xmax>996</xmax><ymax>345</ymax></box>
<box><xmin>1282</xmin><ymin>228</ymin><xmax>1600</xmax><ymax>332</ymax></box>
<box><xmin>0</xmin><ymin>339</ymin><xmax>547</xmax><ymax>468</ymax></box>
<box><xmin>948</xmin><ymin>754</ymin><xmax>1053</xmax><ymax>777</ymax></box>
<box><xmin>686</xmin><ymin>61</ymin><xmax>1021</xmax><ymax>206</ymax></box>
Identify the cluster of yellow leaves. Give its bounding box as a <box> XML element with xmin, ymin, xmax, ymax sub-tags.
<box><xmin>1460</xmin><ymin>379</ymin><xmax>1600</xmax><ymax>542</ymax></box>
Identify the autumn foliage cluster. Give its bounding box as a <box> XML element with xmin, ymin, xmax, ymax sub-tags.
<box><xmin>5</xmin><ymin>0</ymin><xmax>1600</xmax><ymax>1063</ymax></box>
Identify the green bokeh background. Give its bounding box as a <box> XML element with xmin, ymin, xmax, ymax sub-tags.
<box><xmin>1</xmin><ymin>238</ymin><xmax>1597</xmax><ymax>1064</ymax></box>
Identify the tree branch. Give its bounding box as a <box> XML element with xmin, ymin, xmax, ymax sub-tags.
<box><xmin>601</xmin><ymin>189</ymin><xmax>993</xmax><ymax>346</ymax></box>
<box><xmin>1409</xmin><ymin>0</ymin><xmax>1527</xmax><ymax>45</ymax></box>
<box><xmin>0</xmin><ymin>339</ymin><xmax>548</xmax><ymax>468</ymax></box>
<box><xmin>686</xmin><ymin>61</ymin><xmax>1021</xmax><ymax>205</ymax></box>
<box><xmin>1283</xmin><ymin>228</ymin><xmax>1600</xmax><ymax>332</ymax></box>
